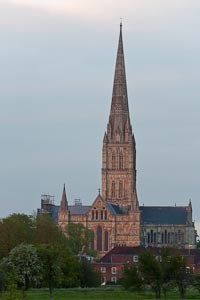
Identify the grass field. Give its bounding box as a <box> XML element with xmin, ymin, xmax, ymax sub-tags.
<box><xmin>2</xmin><ymin>286</ymin><xmax>200</xmax><ymax>300</ymax></box>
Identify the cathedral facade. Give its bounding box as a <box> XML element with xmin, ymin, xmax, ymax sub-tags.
<box><xmin>38</xmin><ymin>25</ymin><xmax>196</xmax><ymax>256</ymax></box>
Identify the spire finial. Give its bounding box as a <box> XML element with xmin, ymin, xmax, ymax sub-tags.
<box><xmin>98</xmin><ymin>188</ymin><xmax>101</xmax><ymax>195</ymax></box>
<box><xmin>120</xmin><ymin>17</ymin><xmax>123</xmax><ymax>28</ymax></box>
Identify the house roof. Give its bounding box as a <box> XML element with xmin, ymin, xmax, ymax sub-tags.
<box><xmin>140</xmin><ymin>206</ymin><xmax>188</xmax><ymax>225</ymax></box>
<box><xmin>100</xmin><ymin>246</ymin><xmax>200</xmax><ymax>264</ymax></box>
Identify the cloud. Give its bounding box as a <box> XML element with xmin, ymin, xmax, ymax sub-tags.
<box><xmin>4</xmin><ymin>0</ymin><xmax>200</xmax><ymax>41</ymax></box>
<box><xmin>7</xmin><ymin>0</ymin><xmax>199</xmax><ymax>22</ymax></box>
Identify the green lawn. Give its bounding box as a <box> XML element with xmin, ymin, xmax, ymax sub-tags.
<box><xmin>2</xmin><ymin>286</ymin><xmax>200</xmax><ymax>300</ymax></box>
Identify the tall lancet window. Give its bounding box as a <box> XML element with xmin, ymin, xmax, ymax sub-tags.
<box><xmin>111</xmin><ymin>181</ymin><xmax>115</xmax><ymax>198</ymax></box>
<box><xmin>104</xmin><ymin>231</ymin><xmax>109</xmax><ymax>251</ymax></box>
<box><xmin>124</xmin><ymin>181</ymin><xmax>127</xmax><ymax>197</ymax></box>
<box><xmin>119</xmin><ymin>151</ymin><xmax>123</xmax><ymax>169</ymax></box>
<box><xmin>119</xmin><ymin>180</ymin><xmax>123</xmax><ymax>198</ymax></box>
<box><xmin>97</xmin><ymin>225</ymin><xmax>102</xmax><ymax>251</ymax></box>
<box><xmin>112</xmin><ymin>152</ymin><xmax>116</xmax><ymax>169</ymax></box>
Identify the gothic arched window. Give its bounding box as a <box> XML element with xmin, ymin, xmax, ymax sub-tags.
<box><xmin>97</xmin><ymin>226</ymin><xmax>102</xmax><ymax>251</ymax></box>
<box><xmin>112</xmin><ymin>152</ymin><xmax>116</xmax><ymax>169</ymax></box>
<box><xmin>111</xmin><ymin>181</ymin><xmax>115</xmax><ymax>198</ymax></box>
<box><xmin>119</xmin><ymin>152</ymin><xmax>123</xmax><ymax>169</ymax></box>
<box><xmin>124</xmin><ymin>181</ymin><xmax>127</xmax><ymax>197</ymax></box>
<box><xmin>164</xmin><ymin>230</ymin><xmax>167</xmax><ymax>244</ymax></box>
<box><xmin>150</xmin><ymin>230</ymin><xmax>153</xmax><ymax>243</ymax></box>
<box><xmin>147</xmin><ymin>232</ymin><xmax>150</xmax><ymax>244</ymax></box>
<box><xmin>104</xmin><ymin>231</ymin><xmax>109</xmax><ymax>251</ymax></box>
<box><xmin>161</xmin><ymin>232</ymin><xmax>164</xmax><ymax>244</ymax></box>
<box><xmin>104</xmin><ymin>210</ymin><xmax>107</xmax><ymax>220</ymax></box>
<box><xmin>154</xmin><ymin>232</ymin><xmax>157</xmax><ymax>244</ymax></box>
<box><xmin>168</xmin><ymin>232</ymin><xmax>170</xmax><ymax>244</ymax></box>
<box><xmin>119</xmin><ymin>181</ymin><xmax>123</xmax><ymax>198</ymax></box>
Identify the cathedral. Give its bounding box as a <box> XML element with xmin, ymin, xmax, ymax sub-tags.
<box><xmin>38</xmin><ymin>24</ymin><xmax>196</xmax><ymax>256</ymax></box>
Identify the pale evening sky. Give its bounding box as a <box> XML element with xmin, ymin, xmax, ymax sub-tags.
<box><xmin>0</xmin><ymin>0</ymin><xmax>199</xmax><ymax>230</ymax></box>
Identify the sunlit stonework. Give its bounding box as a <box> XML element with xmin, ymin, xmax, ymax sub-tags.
<box><xmin>39</xmin><ymin>25</ymin><xmax>196</xmax><ymax>256</ymax></box>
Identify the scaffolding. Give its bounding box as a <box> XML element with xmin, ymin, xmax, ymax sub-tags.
<box><xmin>40</xmin><ymin>194</ymin><xmax>55</xmax><ymax>212</ymax></box>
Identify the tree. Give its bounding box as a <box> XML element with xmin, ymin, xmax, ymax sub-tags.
<box><xmin>6</xmin><ymin>244</ymin><xmax>41</xmax><ymax>299</ymax></box>
<box><xmin>139</xmin><ymin>251</ymin><xmax>162</xmax><ymax>299</ymax></box>
<box><xmin>168</xmin><ymin>254</ymin><xmax>189</xmax><ymax>299</ymax></box>
<box><xmin>193</xmin><ymin>274</ymin><xmax>200</xmax><ymax>293</ymax></box>
<box><xmin>66</xmin><ymin>223</ymin><xmax>94</xmax><ymax>255</ymax></box>
<box><xmin>121</xmin><ymin>265</ymin><xmax>143</xmax><ymax>291</ymax></box>
<box><xmin>35</xmin><ymin>214</ymin><xmax>67</xmax><ymax>246</ymax></box>
<box><xmin>0</xmin><ymin>258</ymin><xmax>17</xmax><ymax>297</ymax></box>
<box><xmin>0</xmin><ymin>258</ymin><xmax>20</xmax><ymax>300</ymax></box>
<box><xmin>59</xmin><ymin>248</ymin><xmax>81</xmax><ymax>288</ymax></box>
<box><xmin>79</xmin><ymin>260</ymin><xmax>101</xmax><ymax>287</ymax></box>
<box><xmin>196</xmin><ymin>238</ymin><xmax>200</xmax><ymax>249</ymax></box>
<box><xmin>0</xmin><ymin>214</ymin><xmax>35</xmax><ymax>257</ymax></box>
<box><xmin>37</xmin><ymin>244</ymin><xmax>63</xmax><ymax>298</ymax></box>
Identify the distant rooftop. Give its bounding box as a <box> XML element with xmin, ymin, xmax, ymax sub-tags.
<box><xmin>140</xmin><ymin>206</ymin><xmax>188</xmax><ymax>225</ymax></box>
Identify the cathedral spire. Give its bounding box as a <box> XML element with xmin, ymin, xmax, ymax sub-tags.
<box><xmin>102</xmin><ymin>24</ymin><xmax>137</xmax><ymax>209</ymax></box>
<box><xmin>109</xmin><ymin>23</ymin><xmax>130</xmax><ymax>135</ymax></box>
<box><xmin>59</xmin><ymin>184</ymin><xmax>68</xmax><ymax>211</ymax></box>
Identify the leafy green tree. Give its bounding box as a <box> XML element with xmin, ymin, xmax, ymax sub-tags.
<box><xmin>66</xmin><ymin>223</ymin><xmax>94</xmax><ymax>255</ymax></box>
<box><xmin>168</xmin><ymin>254</ymin><xmax>189</xmax><ymax>299</ymax></box>
<box><xmin>121</xmin><ymin>265</ymin><xmax>143</xmax><ymax>291</ymax></box>
<box><xmin>0</xmin><ymin>257</ymin><xmax>19</xmax><ymax>299</ymax></box>
<box><xmin>80</xmin><ymin>260</ymin><xmax>101</xmax><ymax>287</ymax></box>
<box><xmin>37</xmin><ymin>244</ymin><xmax>63</xmax><ymax>298</ymax></box>
<box><xmin>59</xmin><ymin>249</ymin><xmax>81</xmax><ymax>288</ymax></box>
<box><xmin>139</xmin><ymin>251</ymin><xmax>162</xmax><ymax>298</ymax></box>
<box><xmin>6</xmin><ymin>244</ymin><xmax>41</xmax><ymax>299</ymax></box>
<box><xmin>0</xmin><ymin>214</ymin><xmax>35</xmax><ymax>257</ymax></box>
<box><xmin>35</xmin><ymin>214</ymin><xmax>67</xmax><ymax>246</ymax></box>
<box><xmin>193</xmin><ymin>274</ymin><xmax>200</xmax><ymax>293</ymax></box>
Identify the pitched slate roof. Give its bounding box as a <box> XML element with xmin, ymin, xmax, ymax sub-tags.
<box><xmin>48</xmin><ymin>205</ymin><xmax>90</xmax><ymax>223</ymax></box>
<box><xmin>140</xmin><ymin>206</ymin><xmax>187</xmax><ymax>225</ymax></box>
<box><xmin>106</xmin><ymin>202</ymin><xmax>124</xmax><ymax>215</ymax></box>
<box><xmin>48</xmin><ymin>203</ymin><xmax>188</xmax><ymax>226</ymax></box>
<box><xmin>68</xmin><ymin>205</ymin><xmax>90</xmax><ymax>215</ymax></box>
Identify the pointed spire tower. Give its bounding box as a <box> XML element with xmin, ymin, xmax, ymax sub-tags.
<box><xmin>102</xmin><ymin>24</ymin><xmax>138</xmax><ymax>211</ymax></box>
<box><xmin>58</xmin><ymin>184</ymin><xmax>69</xmax><ymax>230</ymax></box>
<box><xmin>109</xmin><ymin>22</ymin><xmax>130</xmax><ymax>134</ymax></box>
<box><xmin>60</xmin><ymin>184</ymin><xmax>68</xmax><ymax>211</ymax></box>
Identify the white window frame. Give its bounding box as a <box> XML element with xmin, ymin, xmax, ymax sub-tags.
<box><xmin>133</xmin><ymin>255</ymin><xmax>138</xmax><ymax>263</ymax></box>
<box><xmin>111</xmin><ymin>267</ymin><xmax>117</xmax><ymax>274</ymax></box>
<box><xmin>101</xmin><ymin>267</ymin><xmax>106</xmax><ymax>273</ymax></box>
<box><xmin>111</xmin><ymin>277</ymin><xmax>117</xmax><ymax>283</ymax></box>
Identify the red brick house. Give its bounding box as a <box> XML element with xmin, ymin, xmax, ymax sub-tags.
<box><xmin>94</xmin><ymin>246</ymin><xmax>200</xmax><ymax>283</ymax></box>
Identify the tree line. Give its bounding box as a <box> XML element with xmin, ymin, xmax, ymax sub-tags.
<box><xmin>0</xmin><ymin>213</ymin><xmax>100</xmax><ymax>299</ymax></box>
<box><xmin>1</xmin><ymin>213</ymin><xmax>200</xmax><ymax>300</ymax></box>
<box><xmin>121</xmin><ymin>248</ymin><xmax>200</xmax><ymax>299</ymax></box>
